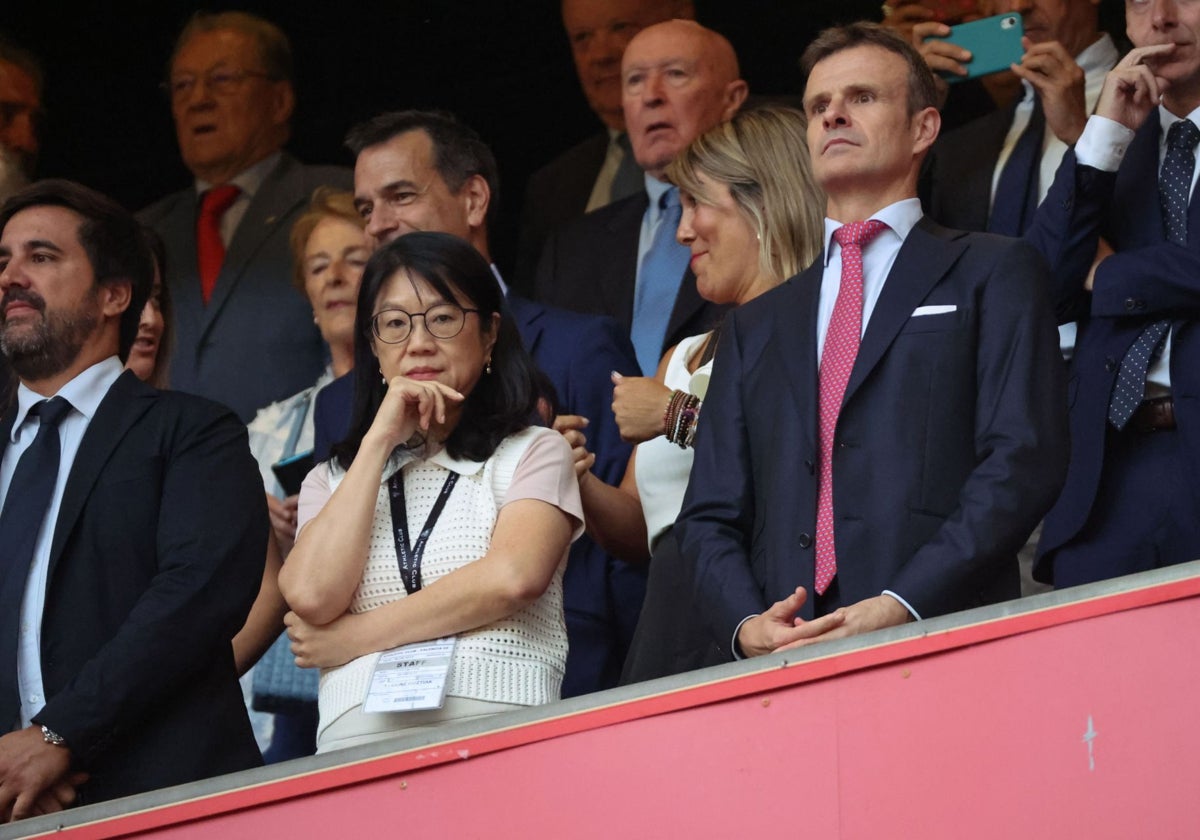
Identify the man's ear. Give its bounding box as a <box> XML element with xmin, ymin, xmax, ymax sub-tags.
<box><xmin>721</xmin><ymin>79</ymin><xmax>750</xmax><ymax>121</ymax></box>
<box><xmin>271</xmin><ymin>81</ymin><xmax>296</xmax><ymax>128</ymax></box>
<box><xmin>462</xmin><ymin>174</ymin><xmax>491</xmax><ymax>229</ymax></box>
<box><xmin>101</xmin><ymin>280</ymin><xmax>132</xmax><ymax>318</ymax></box>
<box><xmin>911</xmin><ymin>105</ymin><xmax>941</xmax><ymax>156</ymax></box>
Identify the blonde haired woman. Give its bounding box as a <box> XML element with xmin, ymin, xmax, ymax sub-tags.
<box><xmin>557</xmin><ymin>104</ymin><xmax>825</xmax><ymax>682</ymax></box>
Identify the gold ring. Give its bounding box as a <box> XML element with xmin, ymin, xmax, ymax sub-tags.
<box><xmin>881</xmin><ymin>3</ymin><xmax>894</xmax><ymax>18</ymax></box>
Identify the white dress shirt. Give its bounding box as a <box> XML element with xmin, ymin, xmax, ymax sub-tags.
<box><xmin>0</xmin><ymin>357</ymin><xmax>123</xmax><ymax>727</ymax></box>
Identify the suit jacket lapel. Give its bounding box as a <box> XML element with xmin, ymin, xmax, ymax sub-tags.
<box><xmin>201</xmin><ymin>154</ymin><xmax>307</xmax><ymax>336</ymax></box>
<box><xmin>843</xmin><ymin>218</ymin><xmax>966</xmax><ymax>404</ymax></box>
<box><xmin>604</xmin><ymin>193</ymin><xmax>648</xmax><ymax>328</ymax></box>
<box><xmin>774</xmin><ymin>263</ymin><xmax>822</xmax><ymax>451</ymax></box>
<box><xmin>160</xmin><ymin>193</ymin><xmax>205</xmax><ymax>341</ymax></box>
<box><xmin>507</xmin><ymin>295</ymin><xmax>545</xmax><ymax>358</ymax></box>
<box><xmin>48</xmin><ymin>372</ymin><xmax>156</xmax><ymax>582</ymax></box>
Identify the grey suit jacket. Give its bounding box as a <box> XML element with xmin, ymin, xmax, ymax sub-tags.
<box><xmin>139</xmin><ymin>152</ymin><xmax>352</xmax><ymax>422</ymax></box>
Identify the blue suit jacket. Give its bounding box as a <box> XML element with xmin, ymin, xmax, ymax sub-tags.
<box><xmin>1025</xmin><ymin>115</ymin><xmax>1200</xmax><ymax>582</ymax></box>
<box><xmin>0</xmin><ymin>372</ymin><xmax>265</xmax><ymax>804</ymax></box>
<box><xmin>313</xmin><ymin>294</ymin><xmax>645</xmax><ymax>696</ymax></box>
<box><xmin>676</xmin><ymin>218</ymin><xmax>1069</xmax><ymax>655</ymax></box>
<box><xmin>139</xmin><ymin>153</ymin><xmax>353</xmax><ymax>422</ymax></box>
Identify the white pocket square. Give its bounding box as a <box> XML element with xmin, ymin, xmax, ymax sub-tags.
<box><xmin>912</xmin><ymin>305</ymin><xmax>957</xmax><ymax>317</ymax></box>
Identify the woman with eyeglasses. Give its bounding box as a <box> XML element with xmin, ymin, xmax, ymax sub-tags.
<box><xmin>279</xmin><ymin>231</ymin><xmax>582</xmax><ymax>753</ymax></box>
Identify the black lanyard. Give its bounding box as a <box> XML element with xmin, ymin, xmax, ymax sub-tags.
<box><xmin>387</xmin><ymin>470</ymin><xmax>459</xmax><ymax>595</ymax></box>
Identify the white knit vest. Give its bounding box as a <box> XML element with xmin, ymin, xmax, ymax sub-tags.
<box><xmin>317</xmin><ymin>427</ymin><xmax>568</xmax><ymax>730</ymax></box>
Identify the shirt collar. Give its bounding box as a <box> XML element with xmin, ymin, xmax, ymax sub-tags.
<box><xmin>822</xmin><ymin>198</ymin><xmax>923</xmax><ymax>266</ymax></box>
<box><xmin>1077</xmin><ymin>33</ymin><xmax>1118</xmax><ymax>79</ymax></box>
<box><xmin>194</xmin><ymin>151</ymin><xmax>282</xmax><ymax>201</ymax></box>
<box><xmin>377</xmin><ymin>442</ymin><xmax>487</xmax><ymax>483</ymax></box>
<box><xmin>489</xmin><ymin>263</ymin><xmax>509</xmax><ymax>298</ymax></box>
<box><xmin>1158</xmin><ymin>102</ymin><xmax>1200</xmax><ymax>140</ymax></box>
<box><xmin>10</xmin><ymin>357</ymin><xmax>123</xmax><ymax>442</ymax></box>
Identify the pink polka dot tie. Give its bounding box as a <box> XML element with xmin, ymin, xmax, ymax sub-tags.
<box><xmin>814</xmin><ymin>220</ymin><xmax>888</xmax><ymax>595</ymax></box>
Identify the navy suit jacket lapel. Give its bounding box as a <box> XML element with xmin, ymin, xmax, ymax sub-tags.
<box><xmin>774</xmin><ymin>262</ymin><xmax>822</xmax><ymax>453</ymax></box>
<box><xmin>48</xmin><ymin>371</ymin><xmax>155</xmax><ymax>583</ymax></box>
<box><xmin>844</xmin><ymin>218</ymin><xmax>966</xmax><ymax>405</ymax></box>
<box><xmin>201</xmin><ymin>154</ymin><xmax>306</xmax><ymax>336</ymax></box>
<box><xmin>507</xmin><ymin>295</ymin><xmax>546</xmax><ymax>357</ymax></box>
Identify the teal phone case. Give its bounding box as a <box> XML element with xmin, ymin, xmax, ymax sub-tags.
<box><xmin>930</xmin><ymin>14</ymin><xmax>1025</xmax><ymax>83</ymax></box>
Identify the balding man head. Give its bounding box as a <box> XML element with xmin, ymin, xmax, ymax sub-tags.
<box><xmin>621</xmin><ymin>20</ymin><xmax>747</xmax><ymax>179</ymax></box>
<box><xmin>561</xmin><ymin>0</ymin><xmax>695</xmax><ymax>131</ymax></box>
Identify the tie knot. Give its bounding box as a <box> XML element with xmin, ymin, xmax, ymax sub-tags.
<box><xmin>200</xmin><ymin>184</ymin><xmax>241</xmax><ymax>218</ymax></box>
<box><xmin>31</xmin><ymin>396</ymin><xmax>71</xmax><ymax>428</ymax></box>
<box><xmin>1167</xmin><ymin>119</ymin><xmax>1200</xmax><ymax>153</ymax></box>
<box><xmin>834</xmin><ymin>219</ymin><xmax>888</xmax><ymax>250</ymax></box>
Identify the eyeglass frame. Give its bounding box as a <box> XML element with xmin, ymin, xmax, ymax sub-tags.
<box><xmin>160</xmin><ymin>68</ymin><xmax>278</xmax><ymax>103</ymax></box>
<box><xmin>370</xmin><ymin>302</ymin><xmax>482</xmax><ymax>345</ymax></box>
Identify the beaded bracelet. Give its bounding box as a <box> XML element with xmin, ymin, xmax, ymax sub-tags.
<box><xmin>664</xmin><ymin>390</ymin><xmax>701</xmax><ymax>448</ymax></box>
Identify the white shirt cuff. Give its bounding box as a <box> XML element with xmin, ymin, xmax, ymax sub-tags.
<box><xmin>1074</xmin><ymin>115</ymin><xmax>1135</xmax><ymax>172</ymax></box>
<box><xmin>882</xmin><ymin>590</ymin><xmax>921</xmax><ymax>621</ymax></box>
<box><xmin>731</xmin><ymin>614</ymin><xmax>758</xmax><ymax>660</ymax></box>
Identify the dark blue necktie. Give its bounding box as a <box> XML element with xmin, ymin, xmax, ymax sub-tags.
<box><xmin>988</xmin><ymin>92</ymin><xmax>1045</xmax><ymax>237</ymax></box>
<box><xmin>1108</xmin><ymin>119</ymin><xmax>1200</xmax><ymax>430</ymax></box>
<box><xmin>631</xmin><ymin>187</ymin><xmax>688</xmax><ymax>375</ymax></box>
<box><xmin>0</xmin><ymin>397</ymin><xmax>72</xmax><ymax>719</ymax></box>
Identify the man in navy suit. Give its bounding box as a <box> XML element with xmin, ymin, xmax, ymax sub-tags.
<box><xmin>319</xmin><ymin>110</ymin><xmax>643</xmax><ymax>697</ymax></box>
<box><xmin>0</xmin><ymin>181</ymin><xmax>264</xmax><ymax>818</ymax></box>
<box><xmin>1025</xmin><ymin>2</ymin><xmax>1200</xmax><ymax>587</ymax></box>
<box><xmin>140</xmin><ymin>12</ymin><xmax>351</xmax><ymax>422</ymax></box>
<box><xmin>676</xmin><ymin>23</ymin><xmax>1068</xmax><ymax>659</ymax></box>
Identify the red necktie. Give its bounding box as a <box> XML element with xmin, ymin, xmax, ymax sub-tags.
<box><xmin>814</xmin><ymin>219</ymin><xmax>889</xmax><ymax>595</ymax></box>
<box><xmin>197</xmin><ymin>184</ymin><xmax>241</xmax><ymax>304</ymax></box>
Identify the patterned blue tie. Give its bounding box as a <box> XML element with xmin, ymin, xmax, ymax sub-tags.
<box><xmin>988</xmin><ymin>92</ymin><xmax>1045</xmax><ymax>237</ymax></box>
<box><xmin>0</xmin><ymin>397</ymin><xmax>73</xmax><ymax>719</ymax></box>
<box><xmin>1108</xmin><ymin>119</ymin><xmax>1200</xmax><ymax>430</ymax></box>
<box><xmin>631</xmin><ymin>187</ymin><xmax>689</xmax><ymax>375</ymax></box>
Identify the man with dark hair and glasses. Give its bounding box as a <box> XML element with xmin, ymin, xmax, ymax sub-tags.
<box><xmin>139</xmin><ymin>11</ymin><xmax>351</xmax><ymax>424</ymax></box>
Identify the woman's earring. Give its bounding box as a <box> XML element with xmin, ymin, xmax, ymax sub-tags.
<box><xmin>485</xmin><ymin>359</ymin><xmax>493</xmax><ymax>375</ymax></box>
<box><xmin>380</xmin><ymin>368</ymin><xmax>387</xmax><ymax>385</ymax></box>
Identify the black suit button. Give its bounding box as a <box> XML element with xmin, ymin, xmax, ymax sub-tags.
<box><xmin>798</xmin><ymin>533</ymin><xmax>813</xmax><ymax>549</ymax></box>
<box><xmin>1124</xmin><ymin>298</ymin><xmax>1145</xmax><ymax>311</ymax></box>
<box><xmin>1105</xmin><ymin>356</ymin><xmax>1117</xmax><ymax>372</ymax></box>
<box><xmin>803</xmin><ymin>459</ymin><xmax>814</xmax><ymax>475</ymax></box>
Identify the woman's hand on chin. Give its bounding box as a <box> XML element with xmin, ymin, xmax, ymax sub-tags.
<box><xmin>371</xmin><ymin>376</ymin><xmax>465</xmax><ymax>450</ymax></box>
<box><xmin>285</xmin><ymin>610</ymin><xmax>372</xmax><ymax>669</ymax></box>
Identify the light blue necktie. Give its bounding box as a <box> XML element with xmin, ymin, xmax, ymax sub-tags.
<box><xmin>631</xmin><ymin>187</ymin><xmax>688</xmax><ymax>375</ymax></box>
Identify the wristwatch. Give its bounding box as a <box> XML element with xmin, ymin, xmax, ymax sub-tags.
<box><xmin>40</xmin><ymin>725</ymin><xmax>66</xmax><ymax>747</ymax></box>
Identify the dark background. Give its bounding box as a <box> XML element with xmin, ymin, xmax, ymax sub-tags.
<box><xmin>7</xmin><ymin>0</ymin><xmax>1127</xmax><ymax>273</ymax></box>
<box><xmin>7</xmin><ymin>0</ymin><xmax>881</xmax><ymax>274</ymax></box>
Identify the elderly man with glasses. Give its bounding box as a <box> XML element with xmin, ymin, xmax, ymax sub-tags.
<box><xmin>139</xmin><ymin>11</ymin><xmax>351</xmax><ymax>424</ymax></box>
